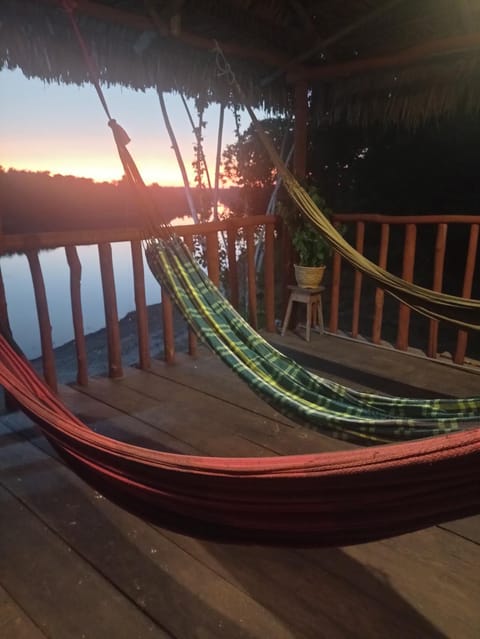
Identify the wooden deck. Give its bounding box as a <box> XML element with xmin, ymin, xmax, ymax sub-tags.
<box><xmin>1</xmin><ymin>333</ymin><xmax>479</xmax><ymax>638</ymax></box>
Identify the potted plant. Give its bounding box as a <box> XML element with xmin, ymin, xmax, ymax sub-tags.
<box><xmin>278</xmin><ymin>185</ymin><xmax>334</xmax><ymax>288</ymax></box>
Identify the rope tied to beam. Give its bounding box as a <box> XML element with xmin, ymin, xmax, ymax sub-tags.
<box><xmin>212</xmin><ymin>40</ymin><xmax>480</xmax><ymax>331</ymax></box>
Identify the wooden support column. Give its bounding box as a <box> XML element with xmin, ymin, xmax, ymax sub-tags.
<box><xmin>282</xmin><ymin>80</ymin><xmax>310</xmax><ymax>306</ymax></box>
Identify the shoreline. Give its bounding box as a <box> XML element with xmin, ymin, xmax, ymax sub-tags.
<box><xmin>31</xmin><ymin>303</ymin><xmax>190</xmax><ymax>384</ymax></box>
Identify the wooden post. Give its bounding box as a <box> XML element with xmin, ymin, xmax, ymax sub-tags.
<box><xmin>206</xmin><ymin>232</ymin><xmax>220</xmax><ymax>286</ymax></box>
<box><xmin>427</xmin><ymin>224</ymin><xmax>447</xmax><ymax>358</ymax></box>
<box><xmin>281</xmin><ymin>79</ymin><xmax>309</xmax><ymax>308</ymax></box>
<box><xmin>264</xmin><ymin>221</ymin><xmax>275</xmax><ymax>332</ymax></box>
<box><xmin>245</xmin><ymin>225</ymin><xmax>257</xmax><ymax>329</ymax></box>
<box><xmin>372</xmin><ymin>223</ymin><xmax>390</xmax><ymax>344</ymax></box>
<box><xmin>65</xmin><ymin>246</ymin><xmax>88</xmax><ymax>386</ymax></box>
<box><xmin>396</xmin><ymin>224</ymin><xmax>417</xmax><ymax>351</ymax></box>
<box><xmin>328</xmin><ymin>221</ymin><xmax>343</xmax><ymax>333</ymax></box>
<box><xmin>26</xmin><ymin>250</ymin><xmax>57</xmax><ymax>392</ymax></box>
<box><xmin>227</xmin><ymin>222</ymin><xmax>239</xmax><ymax>310</ymax></box>
<box><xmin>351</xmin><ymin>222</ymin><xmax>365</xmax><ymax>338</ymax></box>
<box><xmin>454</xmin><ymin>223</ymin><xmax>479</xmax><ymax>364</ymax></box>
<box><xmin>183</xmin><ymin>234</ymin><xmax>197</xmax><ymax>357</ymax></box>
<box><xmin>98</xmin><ymin>243</ymin><xmax>123</xmax><ymax>378</ymax></box>
<box><xmin>280</xmin><ymin>218</ymin><xmax>294</xmax><ymax>313</ymax></box>
<box><xmin>130</xmin><ymin>240</ymin><xmax>151</xmax><ymax>371</ymax></box>
<box><xmin>161</xmin><ymin>287</ymin><xmax>175</xmax><ymax>364</ymax></box>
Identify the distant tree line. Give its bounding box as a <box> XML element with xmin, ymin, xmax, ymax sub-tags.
<box><xmin>0</xmin><ymin>169</ymin><xmax>238</xmax><ymax>234</ymax></box>
<box><xmin>308</xmin><ymin>115</ymin><xmax>480</xmax><ymax>215</ymax></box>
<box><xmin>223</xmin><ymin>114</ymin><xmax>480</xmax><ymax>216</ymax></box>
<box><xmin>3</xmin><ymin>114</ymin><xmax>480</xmax><ymax>234</ymax></box>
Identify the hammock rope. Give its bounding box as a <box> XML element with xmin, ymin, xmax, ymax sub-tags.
<box><xmin>57</xmin><ymin>2</ymin><xmax>480</xmax><ymax>447</ymax></box>
<box><xmin>0</xmin><ymin>331</ymin><xmax>479</xmax><ymax>546</ymax></box>
<box><xmin>212</xmin><ymin>42</ymin><xmax>480</xmax><ymax>331</ymax></box>
<box><xmin>145</xmin><ymin>236</ymin><xmax>480</xmax><ymax>444</ymax></box>
<box><xmin>1</xmin><ymin>2</ymin><xmax>476</xmax><ymax>546</ymax></box>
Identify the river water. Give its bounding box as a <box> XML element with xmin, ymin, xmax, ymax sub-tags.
<box><xmin>1</xmin><ymin>242</ymin><xmax>161</xmax><ymax>359</ymax></box>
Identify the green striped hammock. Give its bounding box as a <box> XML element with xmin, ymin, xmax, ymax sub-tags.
<box><xmin>145</xmin><ymin>236</ymin><xmax>480</xmax><ymax>445</ymax></box>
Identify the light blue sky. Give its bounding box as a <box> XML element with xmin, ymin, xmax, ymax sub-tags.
<box><xmin>0</xmin><ymin>67</ymin><xmax>253</xmax><ymax>185</ymax></box>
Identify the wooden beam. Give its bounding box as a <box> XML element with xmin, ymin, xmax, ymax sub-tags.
<box><xmin>45</xmin><ymin>0</ymin><xmax>293</xmax><ymax>72</ymax></box>
<box><xmin>288</xmin><ymin>0</ymin><xmax>318</xmax><ymax>39</ymax></box>
<box><xmin>292</xmin><ymin>31</ymin><xmax>480</xmax><ymax>82</ymax></box>
<box><xmin>263</xmin><ymin>0</ymin><xmax>405</xmax><ymax>85</ymax></box>
<box><xmin>0</xmin><ymin>216</ymin><xmax>276</xmax><ymax>254</ymax></box>
<box><xmin>333</xmin><ymin>213</ymin><xmax>480</xmax><ymax>225</ymax></box>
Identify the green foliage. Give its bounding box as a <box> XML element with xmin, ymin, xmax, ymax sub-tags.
<box><xmin>277</xmin><ymin>185</ymin><xmax>335</xmax><ymax>267</ymax></box>
<box><xmin>223</xmin><ymin>118</ymin><xmax>292</xmax><ymax>188</ymax></box>
<box><xmin>222</xmin><ymin>117</ymin><xmax>292</xmax><ymax>215</ymax></box>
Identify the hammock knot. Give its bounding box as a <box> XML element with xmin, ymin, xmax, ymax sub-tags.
<box><xmin>213</xmin><ymin>40</ymin><xmax>236</xmax><ymax>85</ymax></box>
<box><xmin>108</xmin><ymin>119</ymin><xmax>131</xmax><ymax>147</ymax></box>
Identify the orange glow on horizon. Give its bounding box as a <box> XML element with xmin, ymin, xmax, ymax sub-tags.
<box><xmin>3</xmin><ymin>158</ymin><xmax>234</xmax><ymax>188</ymax></box>
<box><xmin>1</xmin><ymin>68</ymin><xmax>247</xmax><ymax>192</ymax></box>
<box><xmin>2</xmin><ymin>159</ymin><xmax>197</xmax><ymax>187</ymax></box>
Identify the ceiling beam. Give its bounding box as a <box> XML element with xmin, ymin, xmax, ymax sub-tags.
<box><xmin>290</xmin><ymin>31</ymin><xmax>480</xmax><ymax>83</ymax></box>
<box><xmin>43</xmin><ymin>0</ymin><xmax>295</xmax><ymax>72</ymax></box>
<box><xmin>262</xmin><ymin>0</ymin><xmax>405</xmax><ymax>86</ymax></box>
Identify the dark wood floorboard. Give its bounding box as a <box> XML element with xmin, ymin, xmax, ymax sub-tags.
<box><xmin>0</xmin><ymin>415</ymin><xmax>303</xmax><ymax>639</ymax></box>
<box><xmin>1</xmin><ymin>335</ymin><xmax>479</xmax><ymax>638</ymax></box>
<box><xmin>0</xmin><ymin>438</ymin><xmax>169</xmax><ymax>639</ymax></box>
<box><xmin>0</xmin><ymin>584</ymin><xmax>47</xmax><ymax>639</ymax></box>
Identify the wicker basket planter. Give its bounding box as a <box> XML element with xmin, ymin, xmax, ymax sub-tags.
<box><xmin>294</xmin><ymin>264</ymin><xmax>326</xmax><ymax>288</ymax></box>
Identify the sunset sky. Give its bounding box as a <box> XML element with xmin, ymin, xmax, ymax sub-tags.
<box><xmin>0</xmin><ymin>67</ymin><xmax>252</xmax><ymax>186</ymax></box>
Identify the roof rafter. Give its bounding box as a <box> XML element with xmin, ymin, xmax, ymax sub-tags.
<box><xmin>291</xmin><ymin>31</ymin><xmax>480</xmax><ymax>83</ymax></box>
<box><xmin>42</xmin><ymin>0</ymin><xmax>297</xmax><ymax>72</ymax></box>
<box><xmin>263</xmin><ymin>0</ymin><xmax>405</xmax><ymax>86</ymax></box>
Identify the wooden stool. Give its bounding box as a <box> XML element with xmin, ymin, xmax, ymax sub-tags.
<box><xmin>281</xmin><ymin>285</ymin><xmax>325</xmax><ymax>342</ymax></box>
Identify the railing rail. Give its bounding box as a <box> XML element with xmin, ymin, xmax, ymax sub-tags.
<box><xmin>330</xmin><ymin>213</ymin><xmax>480</xmax><ymax>366</ymax></box>
<box><xmin>0</xmin><ymin>216</ymin><xmax>277</xmax><ymax>390</ymax></box>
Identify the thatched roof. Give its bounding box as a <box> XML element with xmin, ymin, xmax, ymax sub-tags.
<box><xmin>2</xmin><ymin>0</ymin><xmax>480</xmax><ymax>125</ymax></box>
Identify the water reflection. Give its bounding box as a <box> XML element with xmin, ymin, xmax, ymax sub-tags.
<box><xmin>1</xmin><ymin>242</ymin><xmax>161</xmax><ymax>359</ymax></box>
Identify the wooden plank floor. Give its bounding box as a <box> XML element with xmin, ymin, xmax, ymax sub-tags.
<box><xmin>1</xmin><ymin>335</ymin><xmax>479</xmax><ymax>638</ymax></box>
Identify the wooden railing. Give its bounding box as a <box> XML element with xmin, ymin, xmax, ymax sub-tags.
<box><xmin>329</xmin><ymin>213</ymin><xmax>480</xmax><ymax>366</ymax></box>
<box><xmin>0</xmin><ymin>215</ymin><xmax>277</xmax><ymax>392</ymax></box>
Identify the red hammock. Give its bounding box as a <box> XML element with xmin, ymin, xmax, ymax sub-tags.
<box><xmin>1</xmin><ymin>334</ymin><xmax>479</xmax><ymax>547</ymax></box>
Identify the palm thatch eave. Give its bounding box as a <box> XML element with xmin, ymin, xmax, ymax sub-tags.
<box><xmin>2</xmin><ymin>0</ymin><xmax>480</xmax><ymax>126</ymax></box>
